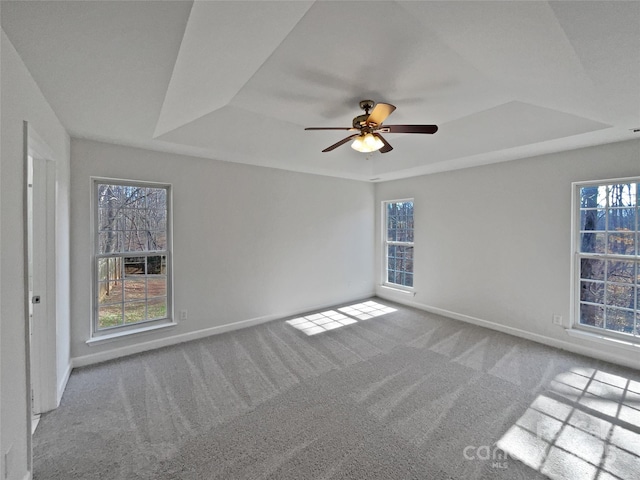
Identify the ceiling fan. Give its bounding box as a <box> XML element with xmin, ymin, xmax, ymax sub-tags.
<box><xmin>305</xmin><ymin>100</ymin><xmax>438</xmax><ymax>153</ymax></box>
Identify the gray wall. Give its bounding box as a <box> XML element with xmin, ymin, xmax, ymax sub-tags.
<box><xmin>1</xmin><ymin>30</ymin><xmax>71</xmax><ymax>480</ymax></box>
<box><xmin>70</xmin><ymin>139</ymin><xmax>375</xmax><ymax>363</ymax></box>
<box><xmin>376</xmin><ymin>139</ymin><xmax>640</xmax><ymax>368</ymax></box>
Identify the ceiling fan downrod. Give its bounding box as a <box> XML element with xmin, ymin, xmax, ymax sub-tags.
<box><xmin>359</xmin><ymin>100</ymin><xmax>375</xmax><ymax>114</ymax></box>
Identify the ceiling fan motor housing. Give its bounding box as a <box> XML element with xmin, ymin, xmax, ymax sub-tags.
<box><xmin>353</xmin><ymin>100</ymin><xmax>376</xmax><ymax>129</ymax></box>
<box><xmin>353</xmin><ymin>114</ymin><xmax>369</xmax><ymax>129</ymax></box>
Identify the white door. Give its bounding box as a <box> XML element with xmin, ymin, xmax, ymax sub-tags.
<box><xmin>25</xmin><ymin>123</ymin><xmax>57</xmax><ymax>432</ymax></box>
<box><xmin>28</xmin><ymin>154</ymin><xmax>48</xmax><ymax>419</ymax></box>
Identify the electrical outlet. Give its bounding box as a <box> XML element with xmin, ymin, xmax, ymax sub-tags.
<box><xmin>552</xmin><ymin>314</ymin><xmax>563</xmax><ymax>326</ymax></box>
<box><xmin>179</xmin><ymin>310</ymin><xmax>188</xmax><ymax>321</ymax></box>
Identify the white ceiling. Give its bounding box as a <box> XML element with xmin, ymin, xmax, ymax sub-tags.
<box><xmin>3</xmin><ymin>0</ymin><xmax>639</xmax><ymax>181</ymax></box>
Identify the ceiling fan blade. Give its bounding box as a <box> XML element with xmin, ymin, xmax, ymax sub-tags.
<box><xmin>376</xmin><ymin>134</ymin><xmax>393</xmax><ymax>153</ymax></box>
<box><xmin>305</xmin><ymin>127</ymin><xmax>358</xmax><ymax>131</ymax></box>
<box><xmin>322</xmin><ymin>134</ymin><xmax>359</xmax><ymax>152</ymax></box>
<box><xmin>366</xmin><ymin>103</ymin><xmax>396</xmax><ymax>127</ymax></box>
<box><xmin>383</xmin><ymin>124</ymin><xmax>438</xmax><ymax>134</ymax></box>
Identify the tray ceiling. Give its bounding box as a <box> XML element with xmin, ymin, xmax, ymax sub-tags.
<box><xmin>2</xmin><ymin>1</ymin><xmax>639</xmax><ymax>181</ymax></box>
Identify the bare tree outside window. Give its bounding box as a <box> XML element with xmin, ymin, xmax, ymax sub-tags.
<box><xmin>385</xmin><ymin>200</ymin><xmax>414</xmax><ymax>288</ymax></box>
<box><xmin>95</xmin><ymin>181</ymin><xmax>170</xmax><ymax>333</ymax></box>
<box><xmin>578</xmin><ymin>181</ymin><xmax>638</xmax><ymax>338</ymax></box>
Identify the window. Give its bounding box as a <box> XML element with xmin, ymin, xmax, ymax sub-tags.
<box><xmin>384</xmin><ymin>199</ymin><xmax>414</xmax><ymax>288</ymax></box>
<box><xmin>574</xmin><ymin>179</ymin><xmax>639</xmax><ymax>341</ymax></box>
<box><xmin>93</xmin><ymin>180</ymin><xmax>172</xmax><ymax>337</ymax></box>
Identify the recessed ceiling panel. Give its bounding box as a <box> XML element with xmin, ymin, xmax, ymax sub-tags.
<box><xmin>399</xmin><ymin>1</ymin><xmax>585</xmax><ymax>83</ymax></box>
<box><xmin>153</xmin><ymin>0</ymin><xmax>313</xmax><ymax>137</ymax></box>
<box><xmin>371</xmin><ymin>101</ymin><xmax>612</xmax><ymax>174</ymax></box>
<box><xmin>1</xmin><ymin>0</ymin><xmax>193</xmax><ymax>139</ymax></box>
<box><xmin>549</xmin><ymin>0</ymin><xmax>640</xmax><ymax>125</ymax></box>
<box><xmin>398</xmin><ymin>0</ymin><xmax>607</xmax><ymax>125</ymax></box>
<box><xmin>156</xmin><ymin>105</ymin><xmax>373</xmax><ymax>180</ymax></box>
<box><xmin>230</xmin><ymin>0</ymin><xmax>507</xmax><ymax>129</ymax></box>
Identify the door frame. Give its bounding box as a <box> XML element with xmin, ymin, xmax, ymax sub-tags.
<box><xmin>23</xmin><ymin>122</ymin><xmax>58</xmax><ymax>443</ymax></box>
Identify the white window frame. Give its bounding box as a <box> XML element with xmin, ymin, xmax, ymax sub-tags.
<box><xmin>90</xmin><ymin>178</ymin><xmax>174</xmax><ymax>341</ymax></box>
<box><xmin>571</xmin><ymin>177</ymin><xmax>639</xmax><ymax>346</ymax></box>
<box><xmin>383</xmin><ymin>198</ymin><xmax>415</xmax><ymax>291</ymax></box>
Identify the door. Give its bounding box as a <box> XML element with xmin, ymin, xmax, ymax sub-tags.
<box><xmin>27</xmin><ymin>154</ymin><xmax>48</xmax><ymax>420</ymax></box>
<box><xmin>24</xmin><ymin>122</ymin><xmax>57</xmax><ymax>438</ymax></box>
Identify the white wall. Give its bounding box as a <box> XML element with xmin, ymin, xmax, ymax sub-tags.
<box><xmin>1</xmin><ymin>29</ymin><xmax>71</xmax><ymax>480</ymax></box>
<box><xmin>70</xmin><ymin>139</ymin><xmax>375</xmax><ymax>364</ymax></box>
<box><xmin>55</xmin><ymin>149</ymin><xmax>71</xmax><ymax>402</ymax></box>
<box><xmin>376</xmin><ymin>139</ymin><xmax>640</xmax><ymax>369</ymax></box>
<box><xmin>0</xmin><ymin>8</ymin><xmax>4</xmax><ymax>480</ymax></box>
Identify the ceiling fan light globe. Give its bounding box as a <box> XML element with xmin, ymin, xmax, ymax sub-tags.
<box><xmin>351</xmin><ymin>133</ymin><xmax>383</xmax><ymax>153</ymax></box>
<box><xmin>366</xmin><ymin>133</ymin><xmax>384</xmax><ymax>150</ymax></box>
<box><xmin>351</xmin><ymin>135</ymin><xmax>365</xmax><ymax>152</ymax></box>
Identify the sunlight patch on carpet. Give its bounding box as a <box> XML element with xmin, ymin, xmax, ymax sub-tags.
<box><xmin>496</xmin><ymin>368</ymin><xmax>640</xmax><ymax>479</ymax></box>
<box><xmin>285</xmin><ymin>301</ymin><xmax>397</xmax><ymax>335</ymax></box>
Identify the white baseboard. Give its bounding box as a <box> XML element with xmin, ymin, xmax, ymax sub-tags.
<box><xmin>376</xmin><ymin>292</ymin><xmax>640</xmax><ymax>371</ymax></box>
<box><xmin>72</xmin><ymin>293</ymin><xmax>375</xmax><ymax>369</ymax></box>
<box><xmin>57</xmin><ymin>362</ymin><xmax>72</xmax><ymax>406</ymax></box>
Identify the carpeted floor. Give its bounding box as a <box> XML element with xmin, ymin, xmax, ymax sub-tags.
<box><xmin>33</xmin><ymin>299</ymin><xmax>640</xmax><ymax>479</ymax></box>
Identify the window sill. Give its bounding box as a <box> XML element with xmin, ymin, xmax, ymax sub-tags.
<box><xmin>565</xmin><ymin>328</ymin><xmax>640</xmax><ymax>353</ymax></box>
<box><xmin>379</xmin><ymin>284</ymin><xmax>415</xmax><ymax>295</ymax></box>
<box><xmin>87</xmin><ymin>320</ymin><xmax>177</xmax><ymax>346</ymax></box>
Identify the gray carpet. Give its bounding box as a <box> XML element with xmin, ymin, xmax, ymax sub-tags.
<box><xmin>34</xmin><ymin>299</ymin><xmax>640</xmax><ymax>479</ymax></box>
